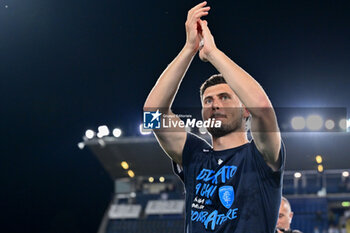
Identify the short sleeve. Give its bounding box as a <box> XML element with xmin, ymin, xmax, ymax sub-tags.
<box><xmin>251</xmin><ymin>139</ymin><xmax>286</xmax><ymax>186</ymax></box>
<box><xmin>172</xmin><ymin>132</ymin><xmax>211</xmax><ymax>183</ymax></box>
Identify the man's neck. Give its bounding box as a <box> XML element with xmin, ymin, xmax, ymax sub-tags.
<box><xmin>212</xmin><ymin>131</ymin><xmax>249</xmax><ymax>151</ymax></box>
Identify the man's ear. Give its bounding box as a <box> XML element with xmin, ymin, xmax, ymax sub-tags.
<box><xmin>289</xmin><ymin>211</ymin><xmax>294</xmax><ymax>223</ymax></box>
<box><xmin>243</xmin><ymin>106</ymin><xmax>250</xmax><ymax>119</ymax></box>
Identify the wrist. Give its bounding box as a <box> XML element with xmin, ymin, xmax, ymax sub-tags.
<box><xmin>183</xmin><ymin>44</ymin><xmax>198</xmax><ymax>56</ymax></box>
<box><xmin>206</xmin><ymin>48</ymin><xmax>221</xmax><ymax>62</ymax></box>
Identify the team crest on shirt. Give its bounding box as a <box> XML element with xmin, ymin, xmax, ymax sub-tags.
<box><xmin>219</xmin><ymin>186</ymin><xmax>234</xmax><ymax>209</ymax></box>
<box><xmin>218</xmin><ymin>159</ymin><xmax>223</xmax><ymax>165</ymax></box>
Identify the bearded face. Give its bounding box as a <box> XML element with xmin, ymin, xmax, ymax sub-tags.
<box><xmin>205</xmin><ymin>107</ymin><xmax>245</xmax><ymax>138</ymax></box>
<box><xmin>201</xmin><ymin>84</ymin><xmax>248</xmax><ymax>138</ymax></box>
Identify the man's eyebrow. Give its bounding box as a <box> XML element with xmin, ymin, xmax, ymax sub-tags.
<box><xmin>204</xmin><ymin>92</ymin><xmax>230</xmax><ymax>99</ymax></box>
<box><xmin>203</xmin><ymin>92</ymin><xmax>231</xmax><ymax>100</ymax></box>
<box><xmin>203</xmin><ymin>95</ymin><xmax>213</xmax><ymax>102</ymax></box>
<box><xmin>217</xmin><ymin>92</ymin><xmax>231</xmax><ymax>96</ymax></box>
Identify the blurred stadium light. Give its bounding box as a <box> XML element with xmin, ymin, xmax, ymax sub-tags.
<box><xmin>127</xmin><ymin>170</ymin><xmax>135</xmax><ymax>178</ymax></box>
<box><xmin>291</xmin><ymin>116</ymin><xmax>305</xmax><ymax>130</ymax></box>
<box><xmin>306</xmin><ymin>115</ymin><xmax>323</xmax><ymax>131</ymax></box>
<box><xmin>316</xmin><ymin>155</ymin><xmax>323</xmax><ymax>164</ymax></box>
<box><xmin>318</xmin><ymin>164</ymin><xmax>324</xmax><ymax>173</ymax></box>
<box><xmin>339</xmin><ymin>119</ymin><xmax>347</xmax><ymax>130</ymax></box>
<box><xmin>77</xmin><ymin>142</ymin><xmax>85</xmax><ymax>150</ymax></box>
<box><xmin>113</xmin><ymin>128</ymin><xmax>122</xmax><ymax>137</ymax></box>
<box><xmin>85</xmin><ymin>129</ymin><xmax>95</xmax><ymax>139</ymax></box>
<box><xmin>98</xmin><ymin>125</ymin><xmax>110</xmax><ymax>138</ymax></box>
<box><xmin>294</xmin><ymin>172</ymin><xmax>302</xmax><ymax>178</ymax></box>
<box><xmin>325</xmin><ymin>119</ymin><xmax>335</xmax><ymax>130</ymax></box>
<box><xmin>342</xmin><ymin>201</ymin><xmax>350</xmax><ymax>207</ymax></box>
<box><xmin>121</xmin><ymin>161</ymin><xmax>129</xmax><ymax>170</ymax></box>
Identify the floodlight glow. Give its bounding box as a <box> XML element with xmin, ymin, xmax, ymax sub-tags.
<box><xmin>97</xmin><ymin>138</ymin><xmax>106</xmax><ymax>147</ymax></box>
<box><xmin>127</xmin><ymin>170</ymin><xmax>135</xmax><ymax>178</ymax></box>
<box><xmin>113</xmin><ymin>128</ymin><xmax>122</xmax><ymax>137</ymax></box>
<box><xmin>325</xmin><ymin>120</ymin><xmax>335</xmax><ymax>130</ymax></box>
<box><xmin>148</xmin><ymin>177</ymin><xmax>154</xmax><ymax>183</ymax></box>
<box><xmin>294</xmin><ymin>172</ymin><xmax>302</xmax><ymax>178</ymax></box>
<box><xmin>130</xmin><ymin>192</ymin><xmax>136</xmax><ymax>198</ymax></box>
<box><xmin>77</xmin><ymin>142</ymin><xmax>85</xmax><ymax>150</ymax></box>
<box><xmin>291</xmin><ymin>117</ymin><xmax>305</xmax><ymax>130</ymax></box>
<box><xmin>306</xmin><ymin>115</ymin><xmax>323</xmax><ymax>130</ymax></box>
<box><xmin>159</xmin><ymin>176</ymin><xmax>165</xmax><ymax>183</ymax></box>
<box><xmin>315</xmin><ymin>155</ymin><xmax>323</xmax><ymax>164</ymax></box>
<box><xmin>139</xmin><ymin>124</ymin><xmax>152</xmax><ymax>135</ymax></box>
<box><xmin>121</xmin><ymin>161</ymin><xmax>129</xmax><ymax>170</ymax></box>
<box><xmin>342</xmin><ymin>171</ymin><xmax>349</xmax><ymax>177</ymax></box>
<box><xmin>342</xmin><ymin>201</ymin><xmax>350</xmax><ymax>207</ymax></box>
<box><xmin>317</xmin><ymin>165</ymin><xmax>324</xmax><ymax>173</ymax></box>
<box><xmin>199</xmin><ymin>126</ymin><xmax>207</xmax><ymax>135</ymax></box>
<box><xmin>339</xmin><ymin>119</ymin><xmax>347</xmax><ymax>130</ymax></box>
<box><xmin>98</xmin><ymin>125</ymin><xmax>109</xmax><ymax>137</ymax></box>
<box><xmin>85</xmin><ymin>129</ymin><xmax>95</xmax><ymax>139</ymax></box>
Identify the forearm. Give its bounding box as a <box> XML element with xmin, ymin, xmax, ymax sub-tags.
<box><xmin>207</xmin><ymin>49</ymin><xmax>272</xmax><ymax>116</ymax></box>
<box><xmin>144</xmin><ymin>46</ymin><xmax>196</xmax><ymax>112</ymax></box>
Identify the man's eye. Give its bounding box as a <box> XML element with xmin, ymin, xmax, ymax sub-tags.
<box><xmin>205</xmin><ymin>99</ymin><xmax>212</xmax><ymax>104</ymax></box>
<box><xmin>221</xmin><ymin>95</ymin><xmax>229</xmax><ymax>100</ymax></box>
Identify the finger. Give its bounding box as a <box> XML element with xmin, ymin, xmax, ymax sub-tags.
<box><xmin>189</xmin><ymin>7</ymin><xmax>210</xmax><ymax>25</ymax></box>
<box><xmin>189</xmin><ymin>6</ymin><xmax>210</xmax><ymax>22</ymax></box>
<box><xmin>199</xmin><ymin>20</ymin><xmax>210</xmax><ymax>33</ymax></box>
<box><xmin>194</xmin><ymin>6</ymin><xmax>210</xmax><ymax>16</ymax></box>
<box><xmin>194</xmin><ymin>11</ymin><xmax>209</xmax><ymax>20</ymax></box>
<box><xmin>195</xmin><ymin>6</ymin><xmax>211</xmax><ymax>12</ymax></box>
<box><xmin>190</xmin><ymin>1</ymin><xmax>207</xmax><ymax>13</ymax></box>
<box><xmin>199</xmin><ymin>20</ymin><xmax>212</xmax><ymax>39</ymax></box>
<box><xmin>202</xmin><ymin>20</ymin><xmax>208</xmax><ymax>26</ymax></box>
<box><xmin>188</xmin><ymin>3</ymin><xmax>209</xmax><ymax>19</ymax></box>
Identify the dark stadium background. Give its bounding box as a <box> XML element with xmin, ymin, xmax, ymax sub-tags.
<box><xmin>1</xmin><ymin>0</ymin><xmax>349</xmax><ymax>232</ymax></box>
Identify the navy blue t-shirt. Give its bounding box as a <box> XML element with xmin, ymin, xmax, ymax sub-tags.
<box><xmin>173</xmin><ymin>132</ymin><xmax>285</xmax><ymax>233</ymax></box>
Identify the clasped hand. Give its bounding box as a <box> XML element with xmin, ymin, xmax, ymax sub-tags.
<box><xmin>184</xmin><ymin>1</ymin><xmax>218</xmax><ymax>62</ymax></box>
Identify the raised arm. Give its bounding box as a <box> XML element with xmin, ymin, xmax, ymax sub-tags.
<box><xmin>143</xmin><ymin>2</ymin><xmax>210</xmax><ymax>165</ymax></box>
<box><xmin>198</xmin><ymin>20</ymin><xmax>281</xmax><ymax>171</ymax></box>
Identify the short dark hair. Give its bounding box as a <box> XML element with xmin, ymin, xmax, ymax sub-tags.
<box><xmin>200</xmin><ymin>74</ymin><xmax>226</xmax><ymax>100</ymax></box>
<box><xmin>199</xmin><ymin>74</ymin><xmax>251</xmax><ymax>125</ymax></box>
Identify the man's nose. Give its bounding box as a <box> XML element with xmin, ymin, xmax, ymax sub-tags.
<box><xmin>276</xmin><ymin>219</ymin><xmax>281</xmax><ymax>226</ymax></box>
<box><xmin>211</xmin><ymin>98</ymin><xmax>221</xmax><ymax>109</ymax></box>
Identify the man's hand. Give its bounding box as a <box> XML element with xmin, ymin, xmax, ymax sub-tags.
<box><xmin>198</xmin><ymin>20</ymin><xmax>218</xmax><ymax>62</ymax></box>
<box><xmin>185</xmin><ymin>1</ymin><xmax>210</xmax><ymax>53</ymax></box>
